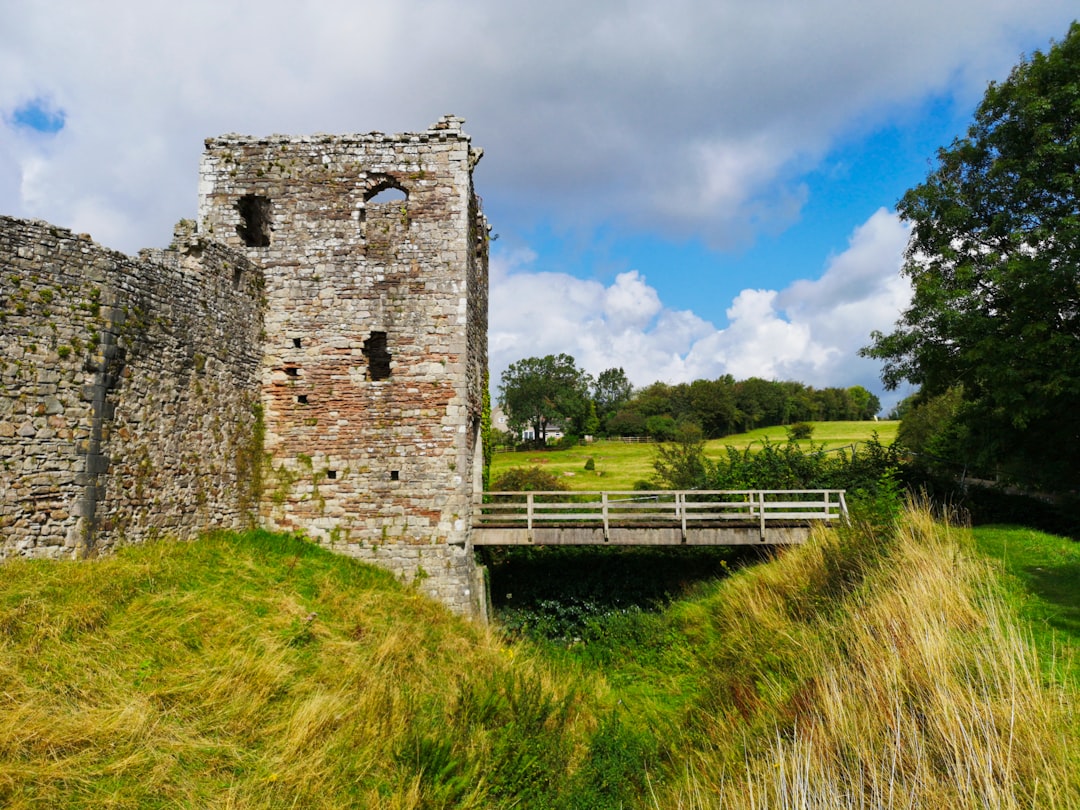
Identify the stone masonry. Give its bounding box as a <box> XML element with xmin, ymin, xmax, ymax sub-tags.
<box><xmin>0</xmin><ymin>116</ymin><xmax>489</xmax><ymax>618</ymax></box>
<box><xmin>0</xmin><ymin>218</ymin><xmax>264</xmax><ymax>557</ymax></box>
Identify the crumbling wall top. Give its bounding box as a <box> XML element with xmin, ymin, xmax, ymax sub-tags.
<box><xmin>205</xmin><ymin>115</ymin><xmax>473</xmax><ymax>149</ymax></box>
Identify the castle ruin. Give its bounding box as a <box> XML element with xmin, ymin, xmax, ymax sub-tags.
<box><xmin>0</xmin><ymin>116</ymin><xmax>489</xmax><ymax>618</ymax></box>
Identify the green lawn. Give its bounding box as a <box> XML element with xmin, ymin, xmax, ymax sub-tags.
<box><xmin>714</xmin><ymin>419</ymin><xmax>898</xmax><ymax>451</ymax></box>
<box><xmin>490</xmin><ymin>420</ymin><xmax>899</xmax><ymax>491</ymax></box>
<box><xmin>2</xmin><ymin>501</ymin><xmax>1075</xmax><ymax>807</ymax></box>
<box><xmin>973</xmin><ymin>524</ymin><xmax>1080</xmax><ymax>683</ymax></box>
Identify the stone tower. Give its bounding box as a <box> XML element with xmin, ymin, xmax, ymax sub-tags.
<box><xmin>197</xmin><ymin>115</ymin><xmax>488</xmax><ymax>617</ymax></box>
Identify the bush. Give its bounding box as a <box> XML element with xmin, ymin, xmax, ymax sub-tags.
<box><xmin>644</xmin><ymin>415</ymin><xmax>677</xmax><ymax>442</ymax></box>
<box><xmin>651</xmin><ymin>422</ymin><xmax>708</xmax><ymax>489</ymax></box>
<box><xmin>490</xmin><ymin>466</ymin><xmax>569</xmax><ymax>492</ymax></box>
<box><xmin>555</xmin><ymin>433</ymin><xmax>581</xmax><ymax>450</ymax></box>
<box><xmin>583</xmin><ymin>457</ymin><xmax>595</xmax><ymax>471</ymax></box>
<box><xmin>786</xmin><ymin>421</ymin><xmax>815</xmax><ymax>440</ymax></box>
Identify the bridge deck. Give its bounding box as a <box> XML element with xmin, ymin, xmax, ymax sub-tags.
<box><xmin>473</xmin><ymin>489</ymin><xmax>846</xmax><ymax>546</ymax></box>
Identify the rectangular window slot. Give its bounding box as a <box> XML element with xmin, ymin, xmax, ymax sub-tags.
<box><xmin>236</xmin><ymin>194</ymin><xmax>272</xmax><ymax>247</ymax></box>
<box><xmin>296</xmin><ymin>394</ymin><xmax>308</xmax><ymax>404</ymax></box>
<box><xmin>285</xmin><ymin>366</ymin><xmax>300</xmax><ymax>377</ymax></box>
<box><xmin>292</xmin><ymin>338</ymin><xmax>302</xmax><ymax>348</ymax></box>
<box><xmin>390</xmin><ymin>470</ymin><xmax>399</xmax><ymax>481</ymax></box>
<box><xmin>327</xmin><ymin>470</ymin><xmax>337</xmax><ymax>480</ymax></box>
<box><xmin>363</xmin><ymin>331</ymin><xmax>392</xmax><ymax>380</ymax></box>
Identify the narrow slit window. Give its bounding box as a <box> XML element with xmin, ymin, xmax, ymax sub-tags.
<box><xmin>236</xmin><ymin>194</ymin><xmax>272</xmax><ymax>247</ymax></box>
<box><xmin>296</xmin><ymin>394</ymin><xmax>308</xmax><ymax>405</ymax></box>
<box><xmin>363</xmin><ymin>331</ymin><xmax>391</xmax><ymax>380</ymax></box>
<box><xmin>292</xmin><ymin>338</ymin><xmax>302</xmax><ymax>348</ymax></box>
<box><xmin>390</xmin><ymin>470</ymin><xmax>399</xmax><ymax>481</ymax></box>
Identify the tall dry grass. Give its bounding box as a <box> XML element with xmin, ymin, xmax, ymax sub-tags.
<box><xmin>656</xmin><ymin>502</ymin><xmax>1078</xmax><ymax>809</ymax></box>
<box><xmin>0</xmin><ymin>531</ymin><xmax>603</xmax><ymax>808</ymax></box>
<box><xmin>1</xmin><ymin>508</ymin><xmax>1075</xmax><ymax>808</ymax></box>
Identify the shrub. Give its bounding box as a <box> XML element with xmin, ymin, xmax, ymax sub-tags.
<box><xmin>490</xmin><ymin>466</ymin><xmax>569</xmax><ymax>492</ymax></box>
<box><xmin>583</xmin><ymin>457</ymin><xmax>595</xmax><ymax>471</ymax></box>
<box><xmin>644</xmin><ymin>414</ymin><xmax>677</xmax><ymax>441</ymax></box>
<box><xmin>786</xmin><ymin>421</ymin><xmax>814</xmax><ymax>440</ymax></box>
<box><xmin>555</xmin><ymin>433</ymin><xmax>581</xmax><ymax>450</ymax></box>
<box><xmin>651</xmin><ymin>422</ymin><xmax>708</xmax><ymax>489</ymax></box>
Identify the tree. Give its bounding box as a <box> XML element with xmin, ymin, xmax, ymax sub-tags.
<box><xmin>651</xmin><ymin>422</ymin><xmax>708</xmax><ymax>489</ymax></box>
<box><xmin>846</xmin><ymin>386</ymin><xmax>881</xmax><ymax>420</ymax></box>
<box><xmin>582</xmin><ymin>400</ymin><xmax>600</xmax><ymax>438</ymax></box>
<box><xmin>895</xmin><ymin>387</ymin><xmax>971</xmax><ymax>477</ymax></box>
<box><xmin>687</xmin><ymin>376</ymin><xmax>741</xmax><ymax>437</ymax></box>
<box><xmin>497</xmin><ymin>354</ymin><xmax>592</xmax><ymax>446</ymax></box>
<box><xmin>592</xmin><ymin>367</ymin><xmax>634</xmax><ymax>417</ymax></box>
<box><xmin>862</xmin><ymin>24</ymin><xmax>1080</xmax><ymax>490</ymax></box>
<box><xmin>735</xmin><ymin>377</ymin><xmax>790</xmax><ymax>429</ymax></box>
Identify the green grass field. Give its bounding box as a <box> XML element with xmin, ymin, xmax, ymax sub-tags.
<box><xmin>973</xmin><ymin>524</ymin><xmax>1080</xmax><ymax>684</ymax></box>
<box><xmin>2</xmin><ymin>503</ymin><xmax>1075</xmax><ymax>807</ymax></box>
<box><xmin>491</xmin><ymin>420</ymin><xmax>899</xmax><ymax>490</ymax></box>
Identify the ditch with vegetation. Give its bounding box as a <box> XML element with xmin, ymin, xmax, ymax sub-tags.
<box><xmin>2</xmin><ymin>421</ymin><xmax>1076</xmax><ymax>808</ymax></box>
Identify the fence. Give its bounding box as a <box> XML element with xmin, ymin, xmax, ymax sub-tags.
<box><xmin>476</xmin><ymin>490</ymin><xmax>847</xmax><ymax>538</ymax></box>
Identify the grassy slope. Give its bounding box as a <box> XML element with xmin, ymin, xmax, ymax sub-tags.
<box><xmin>972</xmin><ymin>524</ymin><xmax>1080</xmax><ymax>683</ymax></box>
<box><xmin>491</xmin><ymin>420</ymin><xmax>899</xmax><ymax>491</ymax></box>
<box><xmin>0</xmin><ymin>533</ymin><xmax>625</xmax><ymax>809</ymax></box>
<box><xmin>583</xmin><ymin>508</ymin><xmax>1079</xmax><ymax>808</ymax></box>
<box><xmin>1</xmin><ymin>502</ymin><xmax>1076</xmax><ymax>808</ymax></box>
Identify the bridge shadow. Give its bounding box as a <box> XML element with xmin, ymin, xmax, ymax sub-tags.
<box><xmin>480</xmin><ymin>544</ymin><xmax>773</xmax><ymax>642</ymax></box>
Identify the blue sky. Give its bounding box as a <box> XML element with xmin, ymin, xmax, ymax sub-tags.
<box><xmin>498</xmin><ymin>90</ymin><xmax>970</xmax><ymax>328</ymax></box>
<box><xmin>10</xmin><ymin>98</ymin><xmax>65</xmax><ymax>134</ymax></box>
<box><xmin>1</xmin><ymin>2</ymin><xmax>1077</xmax><ymax>412</ymax></box>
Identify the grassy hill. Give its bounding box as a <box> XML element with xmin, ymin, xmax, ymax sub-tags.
<box><xmin>491</xmin><ymin>420</ymin><xmax>899</xmax><ymax>490</ymax></box>
<box><xmin>1</xmin><ymin>499</ymin><xmax>1077</xmax><ymax>808</ymax></box>
<box><xmin>0</xmin><ymin>533</ymin><xmax>622</xmax><ymax>808</ymax></box>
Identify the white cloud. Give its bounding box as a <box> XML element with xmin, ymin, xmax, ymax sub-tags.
<box><xmin>0</xmin><ymin>0</ymin><xmax>1061</xmax><ymax>415</ymax></box>
<box><xmin>491</xmin><ymin>208</ymin><xmax>912</xmax><ymax>403</ymax></box>
<box><xmin>0</xmin><ymin>0</ymin><xmax>1075</xmax><ymax>251</ymax></box>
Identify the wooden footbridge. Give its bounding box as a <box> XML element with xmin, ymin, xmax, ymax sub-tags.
<box><xmin>473</xmin><ymin>489</ymin><xmax>847</xmax><ymax>546</ymax></box>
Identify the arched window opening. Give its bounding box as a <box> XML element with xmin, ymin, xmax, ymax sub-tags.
<box><xmin>366</xmin><ymin>186</ymin><xmax>407</xmax><ymax>204</ymax></box>
<box><xmin>361</xmin><ymin>179</ymin><xmax>410</xmax><ymax>246</ymax></box>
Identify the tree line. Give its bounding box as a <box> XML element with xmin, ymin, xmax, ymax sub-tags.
<box><xmin>862</xmin><ymin>22</ymin><xmax>1080</xmax><ymax>494</ymax></box>
<box><xmin>497</xmin><ymin>353</ymin><xmax>880</xmax><ymax>447</ymax></box>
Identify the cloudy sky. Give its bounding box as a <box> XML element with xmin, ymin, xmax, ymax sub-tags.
<box><xmin>2</xmin><ymin>2</ymin><xmax>1076</xmax><ymax>412</ymax></box>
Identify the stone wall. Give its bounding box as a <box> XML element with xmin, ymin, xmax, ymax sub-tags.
<box><xmin>0</xmin><ymin>117</ymin><xmax>489</xmax><ymax>619</ymax></box>
<box><xmin>198</xmin><ymin>116</ymin><xmax>488</xmax><ymax>616</ymax></box>
<box><xmin>0</xmin><ymin>217</ymin><xmax>264</xmax><ymax>558</ymax></box>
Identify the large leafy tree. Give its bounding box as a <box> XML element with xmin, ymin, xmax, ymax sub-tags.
<box><xmin>687</xmin><ymin>377</ymin><xmax>741</xmax><ymax>437</ymax></box>
<box><xmin>592</xmin><ymin>367</ymin><xmax>634</xmax><ymax>433</ymax></box>
<box><xmin>497</xmin><ymin>354</ymin><xmax>592</xmax><ymax>445</ymax></box>
<box><xmin>862</xmin><ymin>23</ymin><xmax>1080</xmax><ymax>489</ymax></box>
<box><xmin>845</xmin><ymin>386</ymin><xmax>882</xmax><ymax>421</ymax></box>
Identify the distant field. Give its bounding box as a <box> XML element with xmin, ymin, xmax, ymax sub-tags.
<box><xmin>490</xmin><ymin>420</ymin><xmax>899</xmax><ymax>491</ymax></box>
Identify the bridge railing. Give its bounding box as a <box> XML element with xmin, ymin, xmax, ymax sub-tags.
<box><xmin>476</xmin><ymin>489</ymin><xmax>847</xmax><ymax>535</ymax></box>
